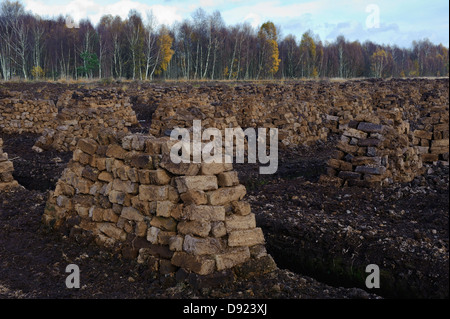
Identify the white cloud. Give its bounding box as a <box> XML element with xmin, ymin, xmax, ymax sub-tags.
<box><xmin>91</xmin><ymin>1</ymin><xmax>183</xmax><ymax>26</ymax></box>
<box><xmin>25</xmin><ymin>0</ymin><xmax>94</xmax><ymax>22</ymax></box>
<box><xmin>243</xmin><ymin>13</ymin><xmax>261</xmax><ymax>29</ymax></box>
<box><xmin>223</xmin><ymin>0</ymin><xmax>323</xmax><ymax>23</ymax></box>
<box><xmin>24</xmin><ymin>0</ymin><xmax>183</xmax><ymax>26</ymax></box>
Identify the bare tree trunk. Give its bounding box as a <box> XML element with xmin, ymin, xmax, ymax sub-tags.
<box><xmin>0</xmin><ymin>32</ymin><xmax>12</xmax><ymax>80</ymax></box>
<box><xmin>132</xmin><ymin>50</ymin><xmax>136</xmax><ymax>80</ymax></box>
<box><xmin>194</xmin><ymin>41</ymin><xmax>199</xmax><ymax>79</ymax></box>
<box><xmin>338</xmin><ymin>45</ymin><xmax>345</xmax><ymax>78</ymax></box>
<box><xmin>199</xmin><ymin>45</ymin><xmax>203</xmax><ymax>78</ymax></box>
<box><xmin>99</xmin><ymin>35</ymin><xmax>104</xmax><ymax>79</ymax></box>
<box><xmin>245</xmin><ymin>45</ymin><xmax>250</xmax><ymax>80</ymax></box>
<box><xmin>202</xmin><ymin>28</ymin><xmax>212</xmax><ymax>79</ymax></box>
<box><xmin>210</xmin><ymin>39</ymin><xmax>218</xmax><ymax>80</ymax></box>
<box><xmin>128</xmin><ymin>24</ymin><xmax>140</xmax><ymax>80</ymax></box>
<box><xmin>59</xmin><ymin>42</ymin><xmax>65</xmax><ymax>78</ymax></box>
<box><xmin>187</xmin><ymin>45</ymin><xmax>191</xmax><ymax>79</ymax></box>
<box><xmin>149</xmin><ymin>49</ymin><xmax>160</xmax><ymax>80</ymax></box>
<box><xmin>32</xmin><ymin>23</ymin><xmax>44</xmax><ymax>78</ymax></box>
<box><xmin>74</xmin><ymin>43</ymin><xmax>78</xmax><ymax>80</ymax></box>
<box><xmin>229</xmin><ymin>32</ymin><xmax>239</xmax><ymax>80</ymax></box>
<box><xmin>236</xmin><ymin>35</ymin><xmax>244</xmax><ymax>79</ymax></box>
<box><xmin>15</xmin><ymin>23</ymin><xmax>28</xmax><ymax>79</ymax></box>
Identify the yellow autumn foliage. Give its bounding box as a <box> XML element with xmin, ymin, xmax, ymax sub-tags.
<box><xmin>258</xmin><ymin>21</ymin><xmax>281</xmax><ymax>77</ymax></box>
<box><xmin>370</xmin><ymin>49</ymin><xmax>388</xmax><ymax>78</ymax></box>
<box><xmin>268</xmin><ymin>39</ymin><xmax>280</xmax><ymax>75</ymax></box>
<box><xmin>156</xmin><ymin>33</ymin><xmax>175</xmax><ymax>75</ymax></box>
<box><xmin>31</xmin><ymin>66</ymin><xmax>45</xmax><ymax>79</ymax></box>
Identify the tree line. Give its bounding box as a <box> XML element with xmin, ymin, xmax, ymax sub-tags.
<box><xmin>0</xmin><ymin>0</ymin><xmax>448</xmax><ymax>81</ymax></box>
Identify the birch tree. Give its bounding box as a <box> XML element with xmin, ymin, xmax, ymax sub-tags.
<box><xmin>257</xmin><ymin>21</ymin><xmax>280</xmax><ymax>78</ymax></box>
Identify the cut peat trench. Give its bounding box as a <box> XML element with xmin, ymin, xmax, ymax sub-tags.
<box><xmin>0</xmin><ymin>133</ymin><xmax>72</xmax><ymax>192</ymax></box>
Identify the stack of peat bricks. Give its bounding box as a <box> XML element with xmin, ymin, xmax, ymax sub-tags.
<box><xmin>323</xmin><ymin>109</ymin><xmax>424</xmax><ymax>187</ymax></box>
<box><xmin>43</xmin><ymin>130</ymin><xmax>276</xmax><ymax>279</ymax></box>
<box><xmin>55</xmin><ymin>88</ymin><xmax>133</xmax><ymax>110</ymax></box>
<box><xmin>33</xmin><ymin>89</ymin><xmax>139</xmax><ymax>152</ymax></box>
<box><xmin>412</xmin><ymin>105</ymin><xmax>449</xmax><ymax>163</ymax></box>
<box><xmin>149</xmin><ymin>89</ymin><xmax>327</xmax><ymax>148</ymax></box>
<box><xmin>144</xmin><ymin>80</ymin><xmax>448</xmax><ymax>189</ymax></box>
<box><xmin>146</xmin><ymin>80</ymin><xmax>449</xmax><ymax>152</ymax></box>
<box><xmin>0</xmin><ymin>89</ymin><xmax>58</xmax><ymax>134</ymax></box>
<box><xmin>0</xmin><ymin>138</ymin><xmax>19</xmax><ymax>191</ymax></box>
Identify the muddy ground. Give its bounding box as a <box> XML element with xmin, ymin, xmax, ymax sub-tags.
<box><xmin>0</xmin><ymin>81</ymin><xmax>448</xmax><ymax>299</ymax></box>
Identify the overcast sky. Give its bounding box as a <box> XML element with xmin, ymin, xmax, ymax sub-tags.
<box><xmin>22</xmin><ymin>0</ymin><xmax>449</xmax><ymax>48</ymax></box>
